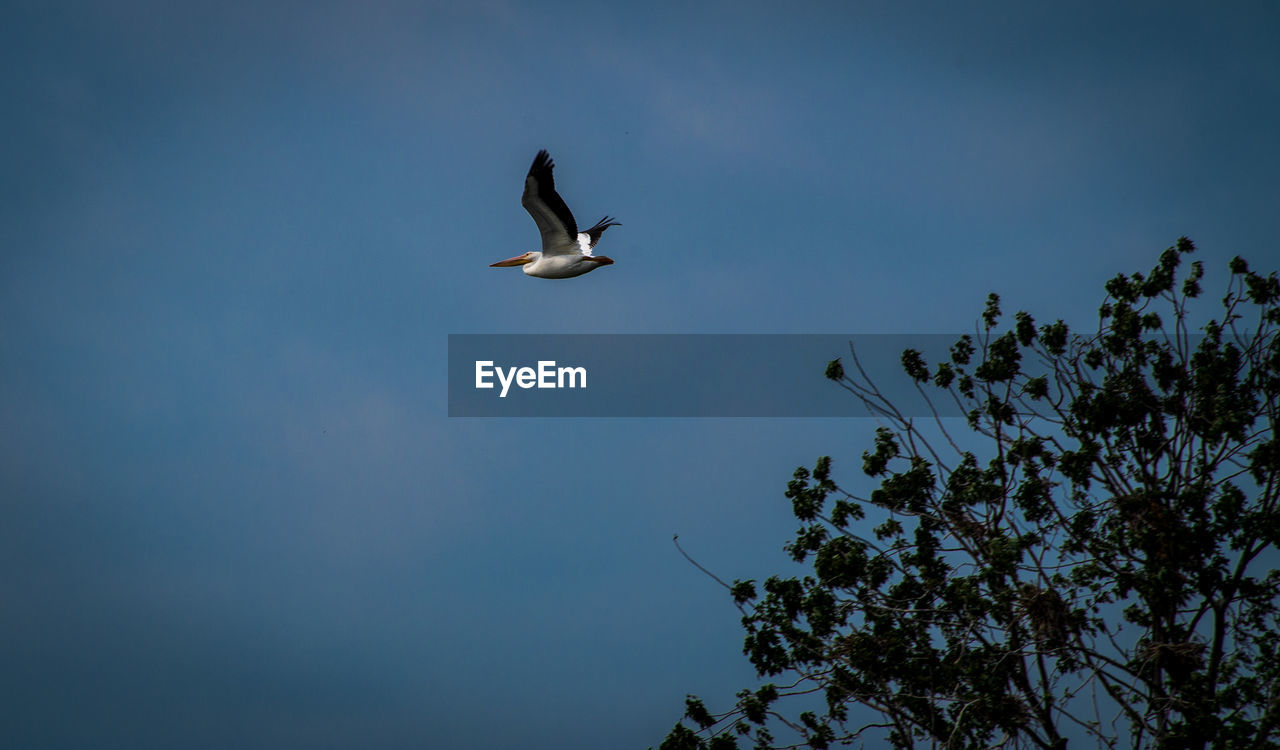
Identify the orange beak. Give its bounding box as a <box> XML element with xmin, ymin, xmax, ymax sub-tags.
<box><xmin>490</xmin><ymin>254</ymin><xmax>533</xmax><ymax>267</ymax></box>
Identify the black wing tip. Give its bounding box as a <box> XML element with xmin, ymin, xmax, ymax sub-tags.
<box><xmin>530</xmin><ymin>149</ymin><xmax>554</xmax><ymax>174</ymax></box>
<box><xmin>587</xmin><ymin>216</ymin><xmax>622</xmax><ymax>231</ymax></box>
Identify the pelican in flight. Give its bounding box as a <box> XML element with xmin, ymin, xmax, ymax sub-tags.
<box><xmin>490</xmin><ymin>150</ymin><xmax>621</xmax><ymax>279</ymax></box>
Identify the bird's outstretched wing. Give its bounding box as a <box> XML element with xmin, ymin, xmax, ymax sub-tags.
<box><xmin>578</xmin><ymin>216</ymin><xmax>622</xmax><ymax>253</ymax></box>
<box><xmin>522</xmin><ymin>150</ymin><xmax>579</xmax><ymax>256</ymax></box>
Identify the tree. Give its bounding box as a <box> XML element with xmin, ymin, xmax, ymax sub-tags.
<box><xmin>660</xmin><ymin>239</ymin><xmax>1280</xmax><ymax>749</ymax></box>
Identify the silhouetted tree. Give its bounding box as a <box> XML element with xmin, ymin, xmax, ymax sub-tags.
<box><xmin>661</xmin><ymin>239</ymin><xmax>1279</xmax><ymax>749</ymax></box>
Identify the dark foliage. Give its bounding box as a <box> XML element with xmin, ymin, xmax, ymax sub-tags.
<box><xmin>660</xmin><ymin>239</ymin><xmax>1280</xmax><ymax>749</ymax></box>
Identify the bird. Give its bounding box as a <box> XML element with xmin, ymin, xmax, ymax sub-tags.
<box><xmin>489</xmin><ymin>150</ymin><xmax>621</xmax><ymax>279</ymax></box>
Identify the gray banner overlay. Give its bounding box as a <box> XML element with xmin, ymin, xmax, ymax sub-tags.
<box><xmin>448</xmin><ymin>334</ymin><xmax>975</xmax><ymax>417</ymax></box>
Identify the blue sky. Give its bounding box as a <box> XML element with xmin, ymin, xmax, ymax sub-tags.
<box><xmin>3</xmin><ymin>2</ymin><xmax>1279</xmax><ymax>748</ymax></box>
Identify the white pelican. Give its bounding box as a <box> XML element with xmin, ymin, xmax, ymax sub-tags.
<box><xmin>490</xmin><ymin>150</ymin><xmax>621</xmax><ymax>279</ymax></box>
